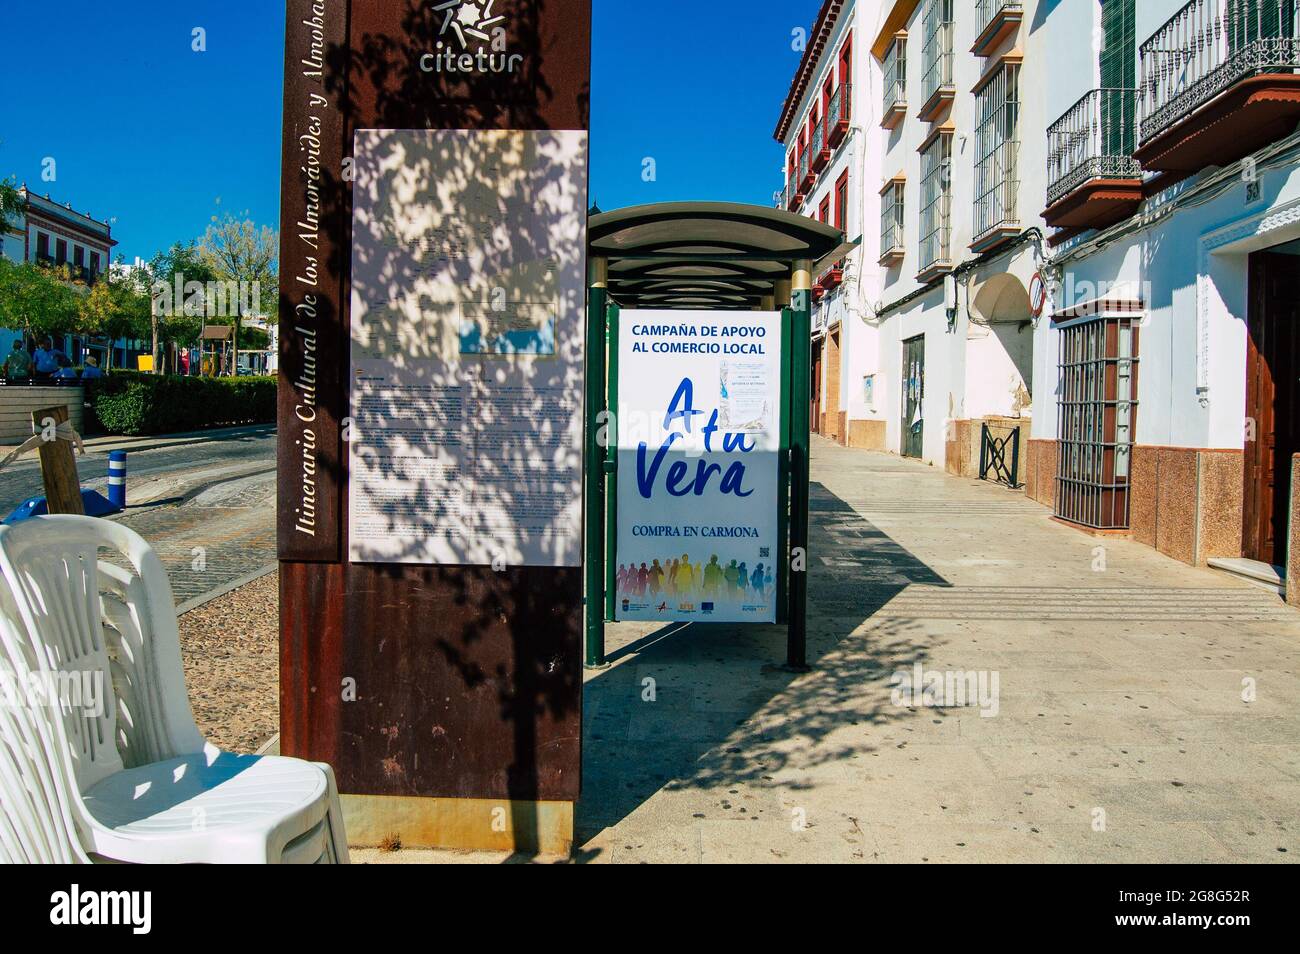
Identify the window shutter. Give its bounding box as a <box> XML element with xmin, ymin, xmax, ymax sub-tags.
<box><xmin>1100</xmin><ymin>0</ymin><xmax>1136</xmax><ymax>155</ymax></box>
<box><xmin>1099</xmin><ymin>0</ymin><xmax>1134</xmax><ymax>89</ymax></box>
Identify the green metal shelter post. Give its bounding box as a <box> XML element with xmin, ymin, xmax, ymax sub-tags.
<box><xmin>585</xmin><ymin>258</ymin><xmax>609</xmax><ymax>668</ymax></box>
<box><xmin>604</xmin><ymin>305</ymin><xmax>620</xmax><ymax>622</ymax></box>
<box><xmin>787</xmin><ymin>262</ymin><xmax>813</xmax><ymax>671</ymax></box>
<box><xmin>775</xmin><ymin>293</ymin><xmax>793</xmax><ymax>625</ymax></box>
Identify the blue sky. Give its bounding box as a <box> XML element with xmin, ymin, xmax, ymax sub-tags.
<box><xmin>2</xmin><ymin>0</ymin><xmax>817</xmax><ymax>264</ymax></box>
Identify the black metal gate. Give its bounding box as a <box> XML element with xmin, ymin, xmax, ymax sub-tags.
<box><xmin>979</xmin><ymin>422</ymin><xmax>1022</xmax><ymax>488</ymax></box>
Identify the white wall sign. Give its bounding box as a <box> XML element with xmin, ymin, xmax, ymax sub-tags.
<box><xmin>614</xmin><ymin>309</ymin><xmax>783</xmax><ymax>623</ymax></box>
<box><xmin>347</xmin><ymin>128</ymin><xmax>587</xmax><ymax>567</ymax></box>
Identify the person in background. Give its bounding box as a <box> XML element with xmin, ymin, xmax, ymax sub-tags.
<box><xmin>32</xmin><ymin>337</ymin><xmax>61</xmax><ymax>381</ymax></box>
<box><xmin>2</xmin><ymin>340</ymin><xmax>32</xmax><ymax>382</ymax></box>
<box><xmin>53</xmin><ymin>358</ymin><xmax>79</xmax><ymax>381</ymax></box>
<box><xmin>80</xmin><ymin>355</ymin><xmax>102</xmax><ymax>379</ymax></box>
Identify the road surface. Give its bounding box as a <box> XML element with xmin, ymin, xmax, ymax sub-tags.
<box><xmin>1</xmin><ymin>430</ymin><xmax>278</xmax><ymax>606</ymax></box>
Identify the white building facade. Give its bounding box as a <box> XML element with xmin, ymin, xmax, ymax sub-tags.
<box><xmin>1033</xmin><ymin>0</ymin><xmax>1300</xmax><ymax>579</ymax></box>
<box><xmin>0</xmin><ymin>186</ymin><xmax>125</xmax><ymax>366</ymax></box>
<box><xmin>776</xmin><ymin>0</ymin><xmax>1048</xmax><ymax>478</ymax></box>
<box><xmin>775</xmin><ymin>0</ymin><xmax>876</xmax><ymax>448</ymax></box>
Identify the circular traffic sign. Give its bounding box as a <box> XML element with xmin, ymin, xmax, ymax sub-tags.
<box><xmin>1029</xmin><ymin>271</ymin><xmax>1046</xmax><ymax>318</ymax></box>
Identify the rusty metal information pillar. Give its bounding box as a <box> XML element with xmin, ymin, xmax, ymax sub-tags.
<box><xmin>277</xmin><ymin>0</ymin><xmax>592</xmax><ymax>855</ymax></box>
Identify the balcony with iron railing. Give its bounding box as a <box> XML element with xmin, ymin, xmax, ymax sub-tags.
<box><xmin>818</xmin><ymin>262</ymin><xmax>844</xmax><ymax>294</ymax></box>
<box><xmin>919</xmin><ymin>6</ymin><xmax>955</xmax><ymax>121</ymax></box>
<box><xmin>1044</xmin><ymin>88</ymin><xmax>1144</xmax><ymax>231</ymax></box>
<box><xmin>1137</xmin><ymin>0</ymin><xmax>1300</xmax><ymax>171</ymax></box>
<box><xmin>810</xmin><ymin>119</ymin><xmax>831</xmax><ymax>174</ymax></box>
<box><xmin>882</xmin><ymin>37</ymin><xmax>908</xmax><ymax>129</ymax></box>
<box><xmin>784</xmin><ymin>177</ymin><xmax>806</xmax><ymax>213</ymax></box>
<box><xmin>972</xmin><ymin>1</ymin><xmax>1024</xmax><ymax>56</ymax></box>
<box><xmin>799</xmin><ymin>146</ymin><xmax>816</xmax><ymax>194</ymax></box>
<box><xmin>827</xmin><ymin>83</ymin><xmax>852</xmax><ymax>146</ymax></box>
<box><xmin>33</xmin><ymin>255</ymin><xmax>98</xmax><ymax>287</ymax></box>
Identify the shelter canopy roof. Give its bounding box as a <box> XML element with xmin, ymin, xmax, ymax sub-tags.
<box><xmin>589</xmin><ymin>202</ymin><xmax>846</xmax><ymax>311</ymax></box>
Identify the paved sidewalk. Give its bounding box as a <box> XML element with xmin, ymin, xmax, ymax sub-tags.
<box><xmin>574</xmin><ymin>437</ymin><xmax>1300</xmax><ymax>863</ymax></box>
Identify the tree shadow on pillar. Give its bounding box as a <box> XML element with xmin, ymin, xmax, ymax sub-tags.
<box><xmin>283</xmin><ymin>0</ymin><xmax>592</xmax><ymax>857</ymax></box>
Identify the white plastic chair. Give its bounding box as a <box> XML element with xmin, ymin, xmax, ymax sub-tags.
<box><xmin>0</xmin><ymin>515</ymin><xmax>349</xmax><ymax>863</ymax></box>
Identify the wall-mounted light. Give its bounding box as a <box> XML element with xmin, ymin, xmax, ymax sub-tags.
<box><xmin>944</xmin><ymin>273</ymin><xmax>958</xmax><ymax>330</ymax></box>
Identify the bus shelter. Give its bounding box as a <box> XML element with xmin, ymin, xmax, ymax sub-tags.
<box><xmin>584</xmin><ymin>202</ymin><xmax>850</xmax><ymax>670</ymax></box>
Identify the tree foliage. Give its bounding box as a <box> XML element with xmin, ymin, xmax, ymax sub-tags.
<box><xmin>78</xmin><ymin>271</ymin><xmax>150</xmax><ymax>367</ymax></box>
<box><xmin>0</xmin><ymin>176</ymin><xmax>22</xmax><ymax>220</ymax></box>
<box><xmin>199</xmin><ymin>211</ymin><xmax>279</xmax><ymax>356</ymax></box>
<box><xmin>0</xmin><ymin>256</ymin><xmax>80</xmax><ymax>338</ymax></box>
<box><xmin>146</xmin><ymin>242</ymin><xmax>220</xmax><ymax>352</ymax></box>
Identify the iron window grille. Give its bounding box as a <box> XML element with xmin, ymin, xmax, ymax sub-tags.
<box><xmin>976</xmin><ymin>0</ymin><xmax>1023</xmax><ymax>36</ymax></box>
<box><xmin>919</xmin><ymin>134</ymin><xmax>953</xmax><ymax>271</ymax></box>
<box><xmin>880</xmin><ymin>179</ymin><xmax>905</xmax><ymax>258</ymax></box>
<box><xmin>1055</xmin><ymin>315</ymin><xmax>1140</xmax><ymax>530</ymax></box>
<box><xmin>973</xmin><ymin>61</ymin><xmax>1021</xmax><ymax>241</ymax></box>
<box><xmin>921</xmin><ymin>0</ymin><xmax>955</xmax><ymax>106</ymax></box>
<box><xmin>884</xmin><ymin>37</ymin><xmax>907</xmax><ymax>115</ymax></box>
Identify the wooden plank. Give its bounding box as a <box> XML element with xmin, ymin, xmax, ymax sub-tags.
<box><xmin>31</xmin><ymin>405</ymin><xmax>84</xmax><ymax>515</ymax></box>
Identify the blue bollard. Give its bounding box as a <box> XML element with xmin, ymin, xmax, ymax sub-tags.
<box><xmin>107</xmin><ymin>451</ymin><xmax>127</xmax><ymax>509</ymax></box>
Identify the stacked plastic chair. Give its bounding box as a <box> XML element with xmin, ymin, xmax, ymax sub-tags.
<box><xmin>0</xmin><ymin>515</ymin><xmax>348</xmax><ymax>863</ymax></box>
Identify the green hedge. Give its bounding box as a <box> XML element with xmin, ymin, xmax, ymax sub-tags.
<box><xmin>85</xmin><ymin>371</ymin><xmax>276</xmax><ymax>436</ymax></box>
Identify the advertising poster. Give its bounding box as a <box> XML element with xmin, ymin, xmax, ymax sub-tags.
<box><xmin>614</xmin><ymin>309</ymin><xmax>783</xmax><ymax>623</ymax></box>
<box><xmin>347</xmin><ymin>128</ymin><xmax>588</xmax><ymax>567</ymax></box>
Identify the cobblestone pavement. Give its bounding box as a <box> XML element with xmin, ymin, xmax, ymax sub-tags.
<box><xmin>575</xmin><ymin>437</ymin><xmax>1300</xmax><ymax>863</ymax></box>
<box><xmin>111</xmin><ymin>469</ymin><xmax>276</xmax><ymax>606</ymax></box>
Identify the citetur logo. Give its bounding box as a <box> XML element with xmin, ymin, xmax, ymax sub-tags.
<box><xmin>434</xmin><ymin>0</ymin><xmax>504</xmax><ymax>48</ymax></box>
<box><xmin>421</xmin><ymin>0</ymin><xmax>523</xmax><ymax>74</ymax></box>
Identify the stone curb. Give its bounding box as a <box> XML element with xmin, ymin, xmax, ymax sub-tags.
<box><xmin>176</xmin><ymin>561</ymin><xmax>278</xmax><ymax>617</ymax></box>
<box><xmin>0</xmin><ymin>423</ymin><xmax>276</xmax><ymax>457</ymax></box>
